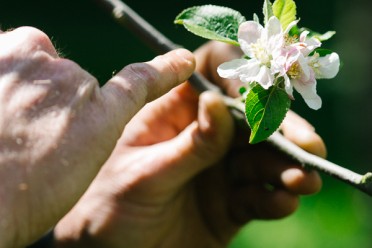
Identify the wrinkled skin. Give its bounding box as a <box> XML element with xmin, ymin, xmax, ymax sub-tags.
<box><xmin>53</xmin><ymin>41</ymin><xmax>326</xmax><ymax>248</ymax></box>
<box><xmin>0</xmin><ymin>27</ymin><xmax>196</xmax><ymax>248</ymax></box>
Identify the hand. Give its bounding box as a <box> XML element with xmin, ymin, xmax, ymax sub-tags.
<box><xmin>54</xmin><ymin>42</ymin><xmax>325</xmax><ymax>248</ymax></box>
<box><xmin>0</xmin><ymin>27</ymin><xmax>195</xmax><ymax>247</ymax></box>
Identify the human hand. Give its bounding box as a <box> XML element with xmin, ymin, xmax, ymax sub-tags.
<box><xmin>53</xmin><ymin>41</ymin><xmax>325</xmax><ymax>248</ymax></box>
<box><xmin>0</xmin><ymin>27</ymin><xmax>195</xmax><ymax>247</ymax></box>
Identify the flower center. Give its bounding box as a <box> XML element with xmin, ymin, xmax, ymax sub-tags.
<box><xmin>250</xmin><ymin>40</ymin><xmax>271</xmax><ymax>66</ymax></box>
<box><xmin>288</xmin><ymin>62</ymin><xmax>302</xmax><ymax>79</ymax></box>
<box><xmin>284</xmin><ymin>34</ymin><xmax>298</xmax><ymax>46</ymax></box>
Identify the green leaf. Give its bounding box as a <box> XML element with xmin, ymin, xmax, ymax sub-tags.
<box><xmin>174</xmin><ymin>5</ymin><xmax>246</xmax><ymax>46</ymax></box>
<box><xmin>263</xmin><ymin>0</ymin><xmax>274</xmax><ymax>25</ymax></box>
<box><xmin>289</xmin><ymin>26</ymin><xmax>336</xmax><ymax>42</ymax></box>
<box><xmin>245</xmin><ymin>84</ymin><xmax>291</xmax><ymax>144</ymax></box>
<box><xmin>303</xmin><ymin>28</ymin><xmax>336</xmax><ymax>41</ymax></box>
<box><xmin>272</xmin><ymin>0</ymin><xmax>297</xmax><ymax>30</ymax></box>
<box><xmin>253</xmin><ymin>13</ymin><xmax>260</xmax><ymax>23</ymax></box>
<box><xmin>313</xmin><ymin>31</ymin><xmax>336</xmax><ymax>41</ymax></box>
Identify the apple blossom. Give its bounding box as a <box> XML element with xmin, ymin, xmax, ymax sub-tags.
<box><xmin>175</xmin><ymin>1</ymin><xmax>341</xmax><ymax>143</ymax></box>
<box><xmin>217</xmin><ymin>16</ymin><xmax>340</xmax><ymax>110</ymax></box>
<box><xmin>217</xmin><ymin>16</ymin><xmax>285</xmax><ymax>89</ymax></box>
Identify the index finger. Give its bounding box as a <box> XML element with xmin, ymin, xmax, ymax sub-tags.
<box><xmin>194</xmin><ymin>41</ymin><xmax>244</xmax><ymax>97</ymax></box>
<box><xmin>100</xmin><ymin>48</ymin><xmax>196</xmax><ymax>131</ymax></box>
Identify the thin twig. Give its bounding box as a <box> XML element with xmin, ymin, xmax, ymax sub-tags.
<box><xmin>94</xmin><ymin>0</ymin><xmax>372</xmax><ymax>196</ymax></box>
<box><xmin>94</xmin><ymin>0</ymin><xmax>220</xmax><ymax>93</ymax></box>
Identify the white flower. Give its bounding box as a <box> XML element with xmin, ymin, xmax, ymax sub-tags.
<box><xmin>283</xmin><ymin>51</ymin><xmax>339</xmax><ymax>110</ymax></box>
<box><xmin>217</xmin><ymin>16</ymin><xmax>340</xmax><ymax>110</ymax></box>
<box><xmin>278</xmin><ymin>32</ymin><xmax>340</xmax><ymax>110</ymax></box>
<box><xmin>217</xmin><ymin>16</ymin><xmax>285</xmax><ymax>88</ymax></box>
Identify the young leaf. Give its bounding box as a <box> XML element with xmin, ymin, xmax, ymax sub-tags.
<box><xmin>253</xmin><ymin>13</ymin><xmax>260</xmax><ymax>23</ymax></box>
<box><xmin>263</xmin><ymin>0</ymin><xmax>274</xmax><ymax>25</ymax></box>
<box><xmin>174</xmin><ymin>5</ymin><xmax>246</xmax><ymax>46</ymax></box>
<box><xmin>245</xmin><ymin>84</ymin><xmax>291</xmax><ymax>144</ymax></box>
<box><xmin>314</xmin><ymin>31</ymin><xmax>336</xmax><ymax>41</ymax></box>
<box><xmin>310</xmin><ymin>48</ymin><xmax>334</xmax><ymax>57</ymax></box>
<box><xmin>289</xmin><ymin>26</ymin><xmax>336</xmax><ymax>42</ymax></box>
<box><xmin>302</xmin><ymin>28</ymin><xmax>336</xmax><ymax>41</ymax></box>
<box><xmin>272</xmin><ymin>0</ymin><xmax>297</xmax><ymax>30</ymax></box>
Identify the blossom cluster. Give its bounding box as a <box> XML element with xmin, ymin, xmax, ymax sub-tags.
<box><xmin>217</xmin><ymin>16</ymin><xmax>340</xmax><ymax>110</ymax></box>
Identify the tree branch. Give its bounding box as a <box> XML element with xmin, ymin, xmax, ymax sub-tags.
<box><xmin>93</xmin><ymin>0</ymin><xmax>372</xmax><ymax>197</ymax></box>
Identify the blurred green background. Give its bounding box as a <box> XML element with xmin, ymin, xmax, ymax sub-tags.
<box><xmin>1</xmin><ymin>0</ymin><xmax>372</xmax><ymax>247</ymax></box>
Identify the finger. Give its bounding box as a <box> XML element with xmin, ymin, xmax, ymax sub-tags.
<box><xmin>229</xmin><ymin>186</ymin><xmax>299</xmax><ymax>224</ymax></box>
<box><xmin>194</xmin><ymin>41</ymin><xmax>244</xmax><ymax>97</ymax></box>
<box><xmin>101</xmin><ymin>48</ymin><xmax>195</xmax><ymax>133</ymax></box>
<box><xmin>228</xmin><ymin>145</ymin><xmax>322</xmax><ymax>194</ymax></box>
<box><xmin>281</xmin><ymin>111</ymin><xmax>327</xmax><ymax>158</ymax></box>
<box><xmin>121</xmin><ymin>83</ymin><xmax>200</xmax><ymax>146</ymax></box>
<box><xmin>153</xmin><ymin>91</ymin><xmax>234</xmax><ymax>187</ymax></box>
<box><xmin>266</xmin><ymin>165</ymin><xmax>322</xmax><ymax>195</ymax></box>
<box><xmin>281</xmin><ymin>168</ymin><xmax>322</xmax><ymax>194</ymax></box>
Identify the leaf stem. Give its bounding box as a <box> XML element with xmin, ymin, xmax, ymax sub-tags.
<box><xmin>94</xmin><ymin>0</ymin><xmax>372</xmax><ymax>197</ymax></box>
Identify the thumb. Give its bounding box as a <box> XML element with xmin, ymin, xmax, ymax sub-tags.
<box><xmin>158</xmin><ymin>91</ymin><xmax>234</xmax><ymax>186</ymax></box>
<box><xmin>281</xmin><ymin>111</ymin><xmax>327</xmax><ymax>158</ymax></box>
<box><xmin>101</xmin><ymin>48</ymin><xmax>195</xmax><ymax>132</ymax></box>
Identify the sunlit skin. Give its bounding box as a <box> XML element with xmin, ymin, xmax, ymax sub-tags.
<box><xmin>0</xmin><ymin>27</ymin><xmax>195</xmax><ymax>247</ymax></box>
<box><xmin>53</xmin><ymin>41</ymin><xmax>325</xmax><ymax>248</ymax></box>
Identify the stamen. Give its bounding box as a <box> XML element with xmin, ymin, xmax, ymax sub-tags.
<box><xmin>250</xmin><ymin>40</ymin><xmax>271</xmax><ymax>66</ymax></box>
<box><xmin>288</xmin><ymin>62</ymin><xmax>302</xmax><ymax>79</ymax></box>
<box><xmin>284</xmin><ymin>34</ymin><xmax>298</xmax><ymax>46</ymax></box>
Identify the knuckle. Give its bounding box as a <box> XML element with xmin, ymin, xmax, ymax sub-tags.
<box><xmin>11</xmin><ymin>27</ymin><xmax>58</xmax><ymax>57</ymax></box>
<box><xmin>112</xmin><ymin>63</ymin><xmax>154</xmax><ymax>106</ymax></box>
<box><xmin>52</xmin><ymin>58</ymin><xmax>98</xmax><ymax>90</ymax></box>
<box><xmin>125</xmin><ymin>62</ymin><xmax>160</xmax><ymax>84</ymax></box>
<box><xmin>190</xmin><ymin>129</ymin><xmax>226</xmax><ymax>163</ymax></box>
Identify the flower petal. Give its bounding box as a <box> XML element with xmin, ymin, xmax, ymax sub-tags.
<box><xmin>298</xmin><ymin>55</ymin><xmax>312</xmax><ymax>81</ymax></box>
<box><xmin>217</xmin><ymin>58</ymin><xmax>259</xmax><ymax>80</ymax></box>
<box><xmin>293</xmin><ymin>77</ymin><xmax>322</xmax><ymax>110</ymax></box>
<box><xmin>238</xmin><ymin>39</ymin><xmax>255</xmax><ymax>58</ymax></box>
<box><xmin>236</xmin><ymin>59</ymin><xmax>262</xmax><ymax>82</ymax></box>
<box><xmin>283</xmin><ymin>74</ymin><xmax>294</xmax><ymax>98</ymax></box>
<box><xmin>271</xmin><ymin>54</ymin><xmax>287</xmax><ymax>75</ymax></box>
<box><xmin>255</xmin><ymin>66</ymin><xmax>274</xmax><ymax>89</ymax></box>
<box><xmin>284</xmin><ymin>48</ymin><xmax>301</xmax><ymax>72</ymax></box>
<box><xmin>302</xmin><ymin>37</ymin><xmax>321</xmax><ymax>56</ymax></box>
<box><xmin>299</xmin><ymin>30</ymin><xmax>310</xmax><ymax>42</ymax></box>
<box><xmin>284</xmin><ymin>20</ymin><xmax>300</xmax><ymax>34</ymax></box>
<box><xmin>238</xmin><ymin>21</ymin><xmax>264</xmax><ymax>58</ymax></box>
<box><xmin>266</xmin><ymin>16</ymin><xmax>282</xmax><ymax>38</ymax></box>
<box><xmin>314</xmin><ymin>53</ymin><xmax>340</xmax><ymax>79</ymax></box>
<box><xmin>238</xmin><ymin>21</ymin><xmax>263</xmax><ymax>45</ymax></box>
<box><xmin>217</xmin><ymin>59</ymin><xmax>248</xmax><ymax>79</ymax></box>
